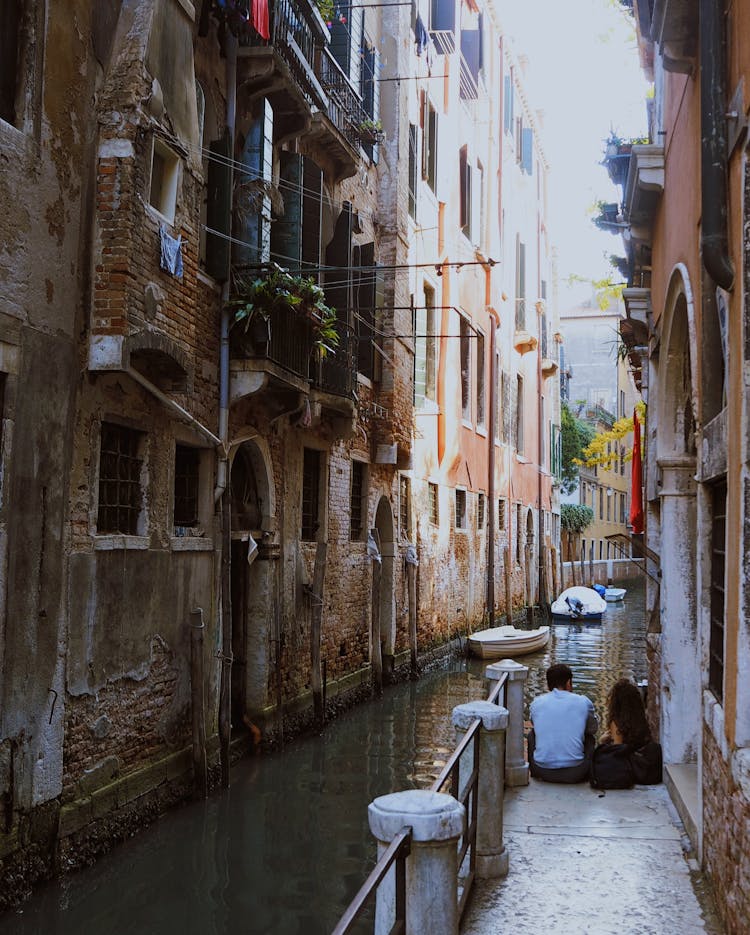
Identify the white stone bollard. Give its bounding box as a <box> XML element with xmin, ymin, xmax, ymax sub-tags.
<box><xmin>486</xmin><ymin>658</ymin><xmax>529</xmax><ymax>786</ymax></box>
<box><xmin>368</xmin><ymin>789</ymin><xmax>465</xmax><ymax>935</ymax></box>
<box><xmin>452</xmin><ymin>700</ymin><xmax>510</xmax><ymax>878</ymax></box>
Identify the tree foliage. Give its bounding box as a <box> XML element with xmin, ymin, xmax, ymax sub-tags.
<box><xmin>560</xmin><ymin>503</ymin><xmax>595</xmax><ymax>533</ymax></box>
<box><xmin>576</xmin><ymin>400</ymin><xmax>646</xmax><ymax>469</ymax></box>
<box><xmin>560</xmin><ymin>401</ymin><xmax>596</xmax><ymax>494</ymax></box>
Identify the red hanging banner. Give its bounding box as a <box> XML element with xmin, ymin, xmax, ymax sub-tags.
<box><xmin>629</xmin><ymin>408</ymin><xmax>644</xmax><ymax>535</ymax></box>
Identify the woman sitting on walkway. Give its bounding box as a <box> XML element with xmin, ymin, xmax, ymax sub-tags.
<box><xmin>601</xmin><ymin>678</ymin><xmax>652</xmax><ymax>746</ymax></box>
<box><xmin>592</xmin><ymin>679</ymin><xmax>662</xmax><ymax>787</ymax></box>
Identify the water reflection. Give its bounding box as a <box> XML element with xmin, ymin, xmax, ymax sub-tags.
<box><xmin>3</xmin><ymin>580</ymin><xmax>645</xmax><ymax>935</ymax></box>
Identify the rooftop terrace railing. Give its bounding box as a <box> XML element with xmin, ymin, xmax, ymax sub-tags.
<box><xmin>331</xmin><ymin>660</ymin><xmax>529</xmax><ymax>934</ymax></box>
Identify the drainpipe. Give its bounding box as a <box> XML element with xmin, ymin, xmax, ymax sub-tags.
<box><xmin>486</xmin><ymin>287</ymin><xmax>499</xmax><ymax>628</ymax></box>
<box><xmin>126</xmin><ymin>366</ymin><xmax>222</xmax><ymax>447</ymax></box>
<box><xmin>700</xmin><ymin>0</ymin><xmax>735</xmax><ymax>291</ymax></box>
<box><xmin>218</xmin><ymin>34</ymin><xmax>238</xmax><ymax>789</ymax></box>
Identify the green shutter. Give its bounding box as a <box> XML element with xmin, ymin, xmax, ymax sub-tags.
<box><xmin>272</xmin><ymin>152</ymin><xmax>303</xmax><ymax>268</ymax></box>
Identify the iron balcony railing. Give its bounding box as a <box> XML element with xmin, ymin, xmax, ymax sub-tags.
<box><xmin>319</xmin><ymin>49</ymin><xmax>369</xmax><ymax>149</ymax></box>
<box><xmin>312</xmin><ymin>323</ymin><xmax>357</xmax><ymax>399</ymax></box>
<box><xmin>241</xmin><ymin>0</ymin><xmax>329</xmax><ymax>110</ymax></box>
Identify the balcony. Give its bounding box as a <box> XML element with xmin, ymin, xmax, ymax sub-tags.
<box><xmin>236</xmin><ymin>0</ymin><xmax>329</xmax><ymax>137</ymax></box>
<box><xmin>650</xmin><ymin>0</ymin><xmax>697</xmax><ymax>73</ymax></box>
<box><xmin>230</xmin><ymin>300</ymin><xmax>314</xmax><ymax>402</ymax></box>
<box><xmin>308</xmin><ymin>50</ymin><xmax>369</xmax><ymax>180</ymax></box>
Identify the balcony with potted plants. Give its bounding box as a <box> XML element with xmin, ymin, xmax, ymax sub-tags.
<box><xmin>228</xmin><ymin>264</ymin><xmax>342</xmax><ymax>401</ymax></box>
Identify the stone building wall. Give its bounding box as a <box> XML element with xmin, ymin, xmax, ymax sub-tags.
<box><xmin>702</xmin><ymin>727</ymin><xmax>750</xmax><ymax>935</ymax></box>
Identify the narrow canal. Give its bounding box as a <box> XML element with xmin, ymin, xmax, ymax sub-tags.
<box><xmin>4</xmin><ymin>579</ymin><xmax>646</xmax><ymax>935</ymax></box>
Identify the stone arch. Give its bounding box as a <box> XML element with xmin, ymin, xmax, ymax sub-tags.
<box><xmin>655</xmin><ymin>263</ymin><xmax>701</xmax><ymax>770</ymax></box>
<box><xmin>374</xmin><ymin>496</ymin><xmax>396</xmax><ymax>674</ymax></box>
<box><xmin>228</xmin><ymin>435</ymin><xmax>277</xmax><ymax>724</ymax></box>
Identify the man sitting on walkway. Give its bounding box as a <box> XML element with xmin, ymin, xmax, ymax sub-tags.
<box><xmin>528</xmin><ymin>663</ymin><xmax>598</xmax><ymax>783</ymax></box>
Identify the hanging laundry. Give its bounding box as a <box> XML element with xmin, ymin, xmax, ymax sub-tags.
<box><xmin>414</xmin><ymin>13</ymin><xmax>429</xmax><ymax>56</ymax></box>
<box><xmin>159</xmin><ymin>225</ymin><xmax>183</xmax><ymax>278</ymax></box>
<box><xmin>252</xmin><ymin>0</ymin><xmax>270</xmax><ymax>40</ymax></box>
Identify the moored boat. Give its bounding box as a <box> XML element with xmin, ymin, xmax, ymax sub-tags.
<box><xmin>551</xmin><ymin>586</ymin><xmax>607</xmax><ymax>621</ymax></box>
<box><xmin>605</xmin><ymin>587</ymin><xmax>626</xmax><ymax>601</ymax></box>
<box><xmin>468</xmin><ymin>625</ymin><xmax>550</xmax><ymax>659</ymax></box>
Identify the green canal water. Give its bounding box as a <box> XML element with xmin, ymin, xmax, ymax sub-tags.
<box><xmin>3</xmin><ymin>579</ymin><xmax>646</xmax><ymax>935</ymax></box>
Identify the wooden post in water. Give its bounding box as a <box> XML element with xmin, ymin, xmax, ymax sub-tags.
<box><xmin>589</xmin><ymin>541</ymin><xmax>595</xmax><ymax>586</ymax></box>
<box><xmin>370</xmin><ymin>529</ymin><xmax>383</xmax><ymax>695</ymax></box>
<box><xmin>311</xmin><ymin>541</ymin><xmax>327</xmax><ymax>727</ymax></box>
<box><xmin>579</xmin><ymin>540</ymin><xmax>585</xmax><ymax>586</ymax></box>
<box><xmin>504</xmin><ymin>546</ymin><xmax>512</xmax><ymax>624</ymax></box>
<box><xmin>190</xmin><ymin>608</ymin><xmax>208</xmax><ymax>799</ymax></box>
<box><xmin>406</xmin><ymin>550</ymin><xmax>418</xmax><ymax>677</ymax></box>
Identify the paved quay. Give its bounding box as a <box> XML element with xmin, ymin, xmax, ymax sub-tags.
<box><xmin>461</xmin><ymin>779</ymin><xmax>725</xmax><ymax>935</ymax></box>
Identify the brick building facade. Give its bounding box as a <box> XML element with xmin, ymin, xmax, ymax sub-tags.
<box><xmin>0</xmin><ymin>0</ymin><xmax>560</xmax><ymax>905</ymax></box>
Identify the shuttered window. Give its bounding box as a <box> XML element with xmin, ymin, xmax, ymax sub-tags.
<box><xmin>709</xmin><ymin>479</ymin><xmax>727</xmax><ymax>701</ymax></box>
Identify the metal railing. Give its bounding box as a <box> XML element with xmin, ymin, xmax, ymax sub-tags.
<box><xmin>313</xmin><ymin>324</ymin><xmax>357</xmax><ymax>399</ymax></box>
<box><xmin>331</xmin><ymin>828</ymin><xmax>411</xmax><ymax>935</ymax></box>
<box><xmin>319</xmin><ymin>49</ymin><xmax>369</xmax><ymax>149</ymax></box>
<box><xmin>331</xmin><ymin>670</ymin><xmax>509</xmax><ymax>933</ymax></box>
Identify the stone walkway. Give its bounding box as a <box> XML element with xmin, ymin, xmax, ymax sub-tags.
<box><xmin>460</xmin><ymin>780</ymin><xmax>724</xmax><ymax>935</ymax></box>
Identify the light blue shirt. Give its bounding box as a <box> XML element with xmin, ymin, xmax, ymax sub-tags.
<box><xmin>530</xmin><ymin>688</ymin><xmax>599</xmax><ymax>768</ymax></box>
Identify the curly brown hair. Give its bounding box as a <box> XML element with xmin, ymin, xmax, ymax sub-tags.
<box><xmin>606</xmin><ymin>678</ymin><xmax>651</xmax><ymax>747</ymax></box>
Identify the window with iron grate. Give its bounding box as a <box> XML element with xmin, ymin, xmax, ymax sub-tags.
<box><xmin>174</xmin><ymin>445</ymin><xmax>200</xmax><ymax>529</ymax></box>
<box><xmin>428</xmin><ymin>482</ymin><xmax>439</xmax><ymax>525</ymax></box>
<box><xmin>97</xmin><ymin>423</ymin><xmax>144</xmax><ymax>535</ymax></box>
<box><xmin>302</xmin><ymin>448</ymin><xmax>322</xmax><ymax>541</ymax></box>
<box><xmin>350</xmin><ymin>460</ymin><xmax>366</xmax><ymax>541</ymax></box>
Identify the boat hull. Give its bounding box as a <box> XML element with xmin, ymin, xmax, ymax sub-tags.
<box><xmin>468</xmin><ymin>625</ymin><xmax>550</xmax><ymax>659</ymax></box>
<box><xmin>551</xmin><ymin>586</ymin><xmax>608</xmax><ymax>620</ymax></box>
<box><xmin>604</xmin><ymin>588</ymin><xmax>626</xmax><ymax>601</ymax></box>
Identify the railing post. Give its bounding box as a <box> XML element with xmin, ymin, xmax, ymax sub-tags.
<box><xmin>368</xmin><ymin>790</ymin><xmax>465</xmax><ymax>935</ymax></box>
<box><xmin>452</xmin><ymin>701</ymin><xmax>510</xmax><ymax>878</ymax></box>
<box><xmin>486</xmin><ymin>659</ymin><xmax>529</xmax><ymax>786</ymax></box>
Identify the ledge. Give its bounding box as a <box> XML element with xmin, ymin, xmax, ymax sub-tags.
<box><xmin>170</xmin><ymin>536</ymin><xmax>214</xmax><ymax>551</ymax></box>
<box><xmin>93</xmin><ymin>535</ymin><xmax>149</xmax><ymax>550</ymax></box>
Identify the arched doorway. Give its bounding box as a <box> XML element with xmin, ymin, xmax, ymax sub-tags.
<box><xmin>656</xmin><ymin>272</ymin><xmax>700</xmax><ymax>768</ymax></box>
<box><xmin>229</xmin><ymin>438</ymin><xmax>276</xmax><ymax>729</ymax></box>
<box><xmin>374</xmin><ymin>496</ymin><xmax>396</xmax><ymax>676</ymax></box>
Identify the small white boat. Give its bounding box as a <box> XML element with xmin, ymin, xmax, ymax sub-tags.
<box><xmin>468</xmin><ymin>625</ymin><xmax>550</xmax><ymax>659</ymax></box>
<box><xmin>605</xmin><ymin>587</ymin><xmax>626</xmax><ymax>602</ymax></box>
<box><xmin>551</xmin><ymin>586</ymin><xmax>607</xmax><ymax>621</ymax></box>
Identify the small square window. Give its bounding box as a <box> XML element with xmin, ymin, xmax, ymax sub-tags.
<box><xmin>97</xmin><ymin>423</ymin><xmax>144</xmax><ymax>535</ymax></box>
<box><xmin>149</xmin><ymin>138</ymin><xmax>180</xmax><ymax>223</ymax></box>
<box><xmin>456</xmin><ymin>489</ymin><xmax>467</xmax><ymax>529</ymax></box>
<box><xmin>428</xmin><ymin>482</ymin><xmax>439</xmax><ymax>525</ymax></box>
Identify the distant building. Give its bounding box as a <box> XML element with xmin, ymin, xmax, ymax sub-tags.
<box><xmin>560</xmin><ymin>299</ymin><xmax>640</xmax><ymax>575</ymax></box>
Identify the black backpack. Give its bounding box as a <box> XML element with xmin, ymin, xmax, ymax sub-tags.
<box><xmin>590</xmin><ymin>743</ymin><xmax>635</xmax><ymax>789</ymax></box>
<box><xmin>590</xmin><ymin>741</ymin><xmax>663</xmax><ymax>789</ymax></box>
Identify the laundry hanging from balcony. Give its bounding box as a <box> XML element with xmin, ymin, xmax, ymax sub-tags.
<box><xmin>212</xmin><ymin>0</ymin><xmax>268</xmax><ymax>39</ymax></box>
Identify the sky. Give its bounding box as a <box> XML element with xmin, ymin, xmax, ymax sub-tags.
<box><xmin>500</xmin><ymin>0</ymin><xmax>650</xmax><ymax>309</ymax></box>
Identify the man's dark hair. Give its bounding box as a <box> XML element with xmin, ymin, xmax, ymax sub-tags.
<box><xmin>546</xmin><ymin>663</ymin><xmax>573</xmax><ymax>690</ymax></box>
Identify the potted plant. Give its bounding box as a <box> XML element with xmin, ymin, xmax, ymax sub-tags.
<box><xmin>228</xmin><ymin>265</ymin><xmax>340</xmax><ymax>357</ymax></box>
<box><xmin>357</xmin><ymin>117</ymin><xmax>383</xmax><ymax>144</ymax></box>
